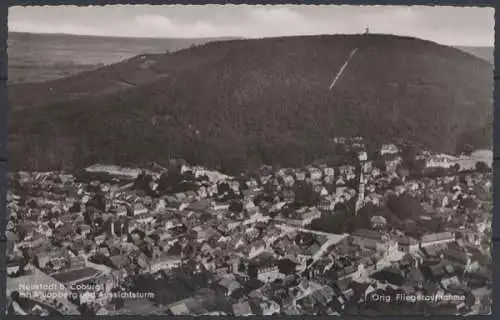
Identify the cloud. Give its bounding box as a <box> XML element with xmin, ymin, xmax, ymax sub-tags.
<box><xmin>8</xmin><ymin>5</ymin><xmax>494</xmax><ymax>46</ymax></box>
<box><xmin>133</xmin><ymin>15</ymin><xmax>223</xmax><ymax>38</ymax></box>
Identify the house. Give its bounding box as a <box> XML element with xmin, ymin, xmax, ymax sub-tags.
<box><xmin>385</xmin><ymin>158</ymin><xmax>400</xmax><ymax>174</ymax></box>
<box><xmin>425</xmin><ymin>154</ymin><xmax>459</xmax><ymax>169</ymax></box>
<box><xmin>187</xmin><ymin>199</ymin><xmax>211</xmax><ymax>212</ymax></box>
<box><xmin>380</xmin><ymin>144</ymin><xmax>399</xmax><ymax>156</ymax></box>
<box><xmin>78</xmin><ymin>224</ymin><xmax>92</xmax><ymax>238</ymax></box>
<box><xmin>444</xmin><ymin>249</ymin><xmax>469</xmax><ymax>266</ymax></box>
<box><xmin>7</xmin><ymin>257</ymin><xmax>24</xmax><ymax>275</ymax></box>
<box><xmin>319</xmin><ymin>187</ymin><xmax>329</xmax><ymax>197</ymax></box>
<box><xmin>250</xmin><ymin>258</ymin><xmax>283</xmax><ymax>283</ymax></box>
<box><xmin>318</xmin><ymin>198</ymin><xmax>335</xmax><ymax>212</ymax></box>
<box><xmin>174</xmin><ymin>192</ymin><xmax>188</xmax><ymax>203</ymax></box>
<box><xmin>351</xmin><ymin>229</ymin><xmax>388</xmax><ymax>250</ymax></box>
<box><xmin>310</xmin><ymin>169</ymin><xmax>322</xmax><ymax>181</ymax></box>
<box><xmin>425</xmin><ymin>263</ymin><xmax>447</xmax><ymax>280</ymax></box>
<box><xmin>295</xmin><ymin>172</ymin><xmax>306</xmax><ymax>181</ymax></box>
<box><xmin>136</xmin><ymin>213</ymin><xmax>155</xmax><ymax>224</ymax></box>
<box><xmin>370</xmin><ymin>216</ymin><xmax>387</xmax><ymax>228</ymax></box>
<box><xmin>36</xmin><ymin>224</ymin><xmax>53</xmax><ymax>238</ymax></box>
<box><xmin>232</xmin><ymin>301</ymin><xmax>253</xmax><ymax>316</ymax></box>
<box><xmin>185</xmin><ymin>190</ymin><xmax>198</xmax><ymax>200</ymax></box>
<box><xmin>132</xmin><ymin>203</ymin><xmax>148</xmax><ymax>216</ymax></box>
<box><xmin>283</xmin><ymin>175</ymin><xmax>295</xmax><ymax>187</ymax></box>
<box><xmin>362</xmin><ymin>161</ymin><xmax>373</xmax><ymax>174</ymax></box>
<box><xmin>94</xmin><ymin>234</ymin><xmax>106</xmax><ymax>245</ymax></box>
<box><xmin>69</xmin><ymin>256</ymin><xmax>86</xmax><ymax>270</ymax></box>
<box><xmin>192</xmin><ymin>226</ymin><xmax>217</xmax><ymax>242</ymax></box>
<box><xmin>332</xmin><ymin>264</ymin><xmax>358</xmax><ymax>281</ymax></box>
<box><xmin>422</xmin><ymin>243</ymin><xmax>447</xmax><ymax>258</ymax></box>
<box><xmin>358</xmin><ymin>151</ymin><xmax>368</xmax><ymax>161</ymax></box>
<box><xmin>165</xmin><ymin>195</ymin><xmax>178</xmax><ymax>207</ymax></box>
<box><xmin>397</xmin><ymin>236</ymin><xmax>419</xmax><ymax>254</ymax></box>
<box><xmin>299</xmin><ymin>208</ymin><xmax>322</xmax><ymax>226</ymax></box>
<box><xmin>148</xmin><ymin>254</ymin><xmax>181</xmax><ymax>273</ymax></box>
<box><xmin>324</xmin><ymin>175</ymin><xmax>335</xmax><ymax>185</ymax></box>
<box><xmin>282</xmin><ymin>189</ymin><xmax>296</xmax><ymax>203</ymax></box>
<box><xmin>324</xmin><ymin>167</ymin><xmax>335</xmax><ymax>177</ymax></box>
<box><xmin>217</xmin><ymin>275</ymin><xmax>241</xmax><ymax>296</ymax></box>
<box><xmin>111</xmin><ymin>205</ymin><xmax>128</xmax><ymax>217</ymax></box>
<box><xmin>109</xmin><ymin>255</ymin><xmax>127</xmax><ymax>269</ymax></box>
<box><xmin>167</xmin><ymin>298</ymin><xmax>196</xmax><ymax>316</ymax></box>
<box><xmin>339</xmin><ymin>165</ymin><xmax>355</xmax><ymax>176</ymax></box>
<box><xmin>260</xmin><ymin>300</ymin><xmax>280</xmax><ymax>315</ymax></box>
<box><xmin>244</xmin><ymin>200</ymin><xmax>258</xmax><ymax>215</ymax></box>
<box><xmin>405</xmin><ymin>267</ymin><xmax>424</xmax><ymax>289</ymax></box>
<box><xmin>192</xmin><ymin>166</ymin><xmax>207</xmax><ymax>178</ymax></box>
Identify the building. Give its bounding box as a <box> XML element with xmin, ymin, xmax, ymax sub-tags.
<box><xmin>299</xmin><ymin>208</ymin><xmax>322</xmax><ymax>226</ymax></box>
<box><xmin>132</xmin><ymin>203</ymin><xmax>148</xmax><ymax>216</ymax></box>
<box><xmin>308</xmin><ymin>168</ymin><xmax>322</xmax><ymax>181</ymax></box>
<box><xmin>397</xmin><ymin>236</ymin><xmax>420</xmax><ymax>254</ymax></box>
<box><xmin>425</xmin><ymin>154</ymin><xmax>459</xmax><ymax>169</ymax></box>
<box><xmin>351</xmin><ymin>229</ymin><xmax>388</xmax><ymax>250</ymax></box>
<box><xmin>257</xmin><ymin>264</ymin><xmax>283</xmax><ymax>283</ymax></box>
<box><xmin>282</xmin><ymin>189</ymin><xmax>296</xmax><ymax>203</ymax></box>
<box><xmin>324</xmin><ymin>167</ymin><xmax>335</xmax><ymax>177</ymax></box>
<box><xmin>420</xmin><ymin>232</ymin><xmax>455</xmax><ymax>248</ymax></box>
<box><xmin>370</xmin><ymin>215</ymin><xmax>387</xmax><ymax>228</ymax></box>
<box><xmin>318</xmin><ymin>198</ymin><xmax>335</xmax><ymax>212</ymax></box>
<box><xmin>217</xmin><ymin>276</ymin><xmax>241</xmax><ymax>296</ymax></box>
<box><xmin>355</xmin><ymin>172</ymin><xmax>366</xmax><ymax>214</ymax></box>
<box><xmin>85</xmin><ymin>164</ymin><xmax>142</xmax><ymax>180</ymax></box>
<box><xmin>358</xmin><ymin>151</ymin><xmax>368</xmax><ymax>162</ymax></box>
<box><xmin>148</xmin><ymin>255</ymin><xmax>181</xmax><ymax>274</ymax></box>
<box><xmin>380</xmin><ymin>144</ymin><xmax>399</xmax><ymax>156</ymax></box>
<box><xmin>232</xmin><ymin>301</ymin><xmax>253</xmax><ymax>316</ymax></box>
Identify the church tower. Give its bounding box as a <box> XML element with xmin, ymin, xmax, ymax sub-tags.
<box><xmin>355</xmin><ymin>151</ymin><xmax>367</xmax><ymax>214</ymax></box>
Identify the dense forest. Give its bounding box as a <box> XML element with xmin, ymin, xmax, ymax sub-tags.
<box><xmin>9</xmin><ymin>34</ymin><xmax>492</xmax><ymax>174</ymax></box>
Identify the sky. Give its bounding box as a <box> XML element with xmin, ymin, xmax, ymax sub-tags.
<box><xmin>8</xmin><ymin>5</ymin><xmax>494</xmax><ymax>47</ymax></box>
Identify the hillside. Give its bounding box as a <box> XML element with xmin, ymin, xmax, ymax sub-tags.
<box><xmin>8</xmin><ymin>32</ymin><xmax>238</xmax><ymax>84</ymax></box>
<box><xmin>457</xmin><ymin>46</ymin><xmax>494</xmax><ymax>65</ymax></box>
<box><xmin>9</xmin><ymin>34</ymin><xmax>493</xmax><ymax>173</ymax></box>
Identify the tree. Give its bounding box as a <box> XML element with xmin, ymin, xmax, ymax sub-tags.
<box><xmin>69</xmin><ymin>202</ymin><xmax>81</xmax><ymax>213</ymax></box>
<box><xmin>386</xmin><ymin>194</ymin><xmax>424</xmax><ymax>220</ymax></box>
<box><xmin>89</xmin><ymin>193</ymin><xmax>106</xmax><ymax>212</ymax></box>
<box><xmin>133</xmin><ymin>170</ymin><xmax>154</xmax><ymax>194</ymax></box>
<box><xmin>229</xmin><ymin>200</ymin><xmax>243</xmax><ymax>213</ymax></box>
<box><xmin>10</xmin><ymin>291</ymin><xmax>20</xmax><ymax>302</ymax></box>
<box><xmin>295</xmin><ymin>183</ymin><xmax>319</xmax><ymax>207</ymax></box>
<box><xmin>475</xmin><ymin>161</ymin><xmax>490</xmax><ymax>173</ymax></box>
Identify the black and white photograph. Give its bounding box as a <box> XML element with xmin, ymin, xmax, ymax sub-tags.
<box><xmin>6</xmin><ymin>4</ymin><xmax>493</xmax><ymax>316</ymax></box>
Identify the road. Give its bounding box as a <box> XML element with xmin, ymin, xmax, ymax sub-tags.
<box><xmin>83</xmin><ymin>255</ymin><xmax>113</xmax><ymax>275</ymax></box>
<box><xmin>275</xmin><ymin>224</ymin><xmax>348</xmax><ymax>242</ymax></box>
<box><xmin>275</xmin><ymin>224</ymin><xmax>349</xmax><ymax>273</ymax></box>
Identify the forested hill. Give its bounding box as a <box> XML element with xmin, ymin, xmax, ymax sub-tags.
<box><xmin>9</xmin><ymin>34</ymin><xmax>493</xmax><ymax>173</ymax></box>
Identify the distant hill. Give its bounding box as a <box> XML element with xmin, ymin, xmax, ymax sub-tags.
<box><xmin>9</xmin><ymin>34</ymin><xmax>493</xmax><ymax>173</ymax></box>
<box><xmin>8</xmin><ymin>32</ymin><xmax>494</xmax><ymax>82</ymax></box>
<box><xmin>8</xmin><ymin>32</ymin><xmax>239</xmax><ymax>84</ymax></box>
<box><xmin>457</xmin><ymin>46</ymin><xmax>494</xmax><ymax>64</ymax></box>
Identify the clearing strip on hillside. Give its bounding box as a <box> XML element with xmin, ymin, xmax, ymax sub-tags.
<box><xmin>328</xmin><ymin>48</ymin><xmax>359</xmax><ymax>90</ymax></box>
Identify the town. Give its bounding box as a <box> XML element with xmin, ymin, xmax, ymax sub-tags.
<box><xmin>6</xmin><ymin>137</ymin><xmax>492</xmax><ymax>316</ymax></box>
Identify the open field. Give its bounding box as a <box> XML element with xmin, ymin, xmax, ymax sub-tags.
<box><xmin>8</xmin><ymin>32</ymin><xmax>237</xmax><ymax>84</ymax></box>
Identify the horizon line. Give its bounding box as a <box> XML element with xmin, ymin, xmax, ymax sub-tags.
<box><xmin>8</xmin><ymin>31</ymin><xmax>491</xmax><ymax>48</ymax></box>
